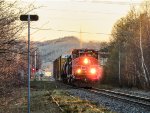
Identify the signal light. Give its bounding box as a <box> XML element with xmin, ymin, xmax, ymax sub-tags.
<box><xmin>32</xmin><ymin>68</ymin><xmax>36</xmax><ymax>73</ymax></box>
<box><xmin>90</xmin><ymin>68</ymin><xmax>96</xmax><ymax>74</ymax></box>
<box><xmin>83</xmin><ymin>58</ymin><xmax>89</xmax><ymax>64</ymax></box>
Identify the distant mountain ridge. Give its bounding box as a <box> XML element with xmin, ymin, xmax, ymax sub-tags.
<box><xmin>35</xmin><ymin>36</ymin><xmax>102</xmax><ymax>70</ymax></box>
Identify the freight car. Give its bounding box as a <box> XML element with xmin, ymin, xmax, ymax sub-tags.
<box><xmin>53</xmin><ymin>49</ymin><xmax>103</xmax><ymax>87</ymax></box>
<box><xmin>53</xmin><ymin>54</ymin><xmax>68</xmax><ymax>81</ymax></box>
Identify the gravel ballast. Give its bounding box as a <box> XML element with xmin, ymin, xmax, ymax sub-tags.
<box><xmin>67</xmin><ymin>89</ymin><xmax>150</xmax><ymax>113</ymax></box>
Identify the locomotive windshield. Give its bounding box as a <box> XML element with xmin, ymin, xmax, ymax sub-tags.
<box><xmin>72</xmin><ymin>49</ymin><xmax>98</xmax><ymax>59</ymax></box>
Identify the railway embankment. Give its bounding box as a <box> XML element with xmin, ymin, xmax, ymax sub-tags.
<box><xmin>1</xmin><ymin>79</ymin><xmax>149</xmax><ymax>113</ymax></box>
<box><xmin>0</xmin><ymin>80</ymin><xmax>112</xmax><ymax>113</ymax></box>
<box><xmin>67</xmin><ymin>87</ymin><xmax>150</xmax><ymax>113</ymax></box>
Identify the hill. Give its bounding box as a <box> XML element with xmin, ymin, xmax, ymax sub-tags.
<box><xmin>35</xmin><ymin>36</ymin><xmax>103</xmax><ymax>72</ymax></box>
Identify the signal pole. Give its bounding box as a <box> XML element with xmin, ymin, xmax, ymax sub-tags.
<box><xmin>20</xmin><ymin>15</ymin><xmax>38</xmax><ymax>113</ymax></box>
<box><xmin>27</xmin><ymin>15</ymin><xmax>31</xmax><ymax>113</ymax></box>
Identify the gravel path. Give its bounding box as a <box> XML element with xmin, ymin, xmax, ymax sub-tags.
<box><xmin>67</xmin><ymin>89</ymin><xmax>150</xmax><ymax>113</ymax></box>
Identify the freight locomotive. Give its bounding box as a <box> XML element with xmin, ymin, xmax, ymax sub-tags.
<box><xmin>53</xmin><ymin>49</ymin><xmax>103</xmax><ymax>87</ymax></box>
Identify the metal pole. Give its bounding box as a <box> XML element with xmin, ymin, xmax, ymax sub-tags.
<box><xmin>35</xmin><ymin>50</ymin><xmax>36</xmax><ymax>70</ymax></box>
<box><xmin>119</xmin><ymin>45</ymin><xmax>121</xmax><ymax>86</ymax></box>
<box><xmin>27</xmin><ymin>15</ymin><xmax>30</xmax><ymax>113</ymax></box>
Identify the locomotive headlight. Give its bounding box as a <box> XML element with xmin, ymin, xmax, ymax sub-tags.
<box><xmin>83</xmin><ymin>58</ymin><xmax>89</xmax><ymax>64</ymax></box>
<box><xmin>90</xmin><ymin>68</ymin><xmax>96</xmax><ymax>74</ymax></box>
<box><xmin>77</xmin><ymin>69</ymin><xmax>81</xmax><ymax>74</ymax></box>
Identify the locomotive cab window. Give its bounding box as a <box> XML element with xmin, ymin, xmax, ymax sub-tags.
<box><xmin>72</xmin><ymin>49</ymin><xmax>98</xmax><ymax>59</ymax></box>
<box><xmin>79</xmin><ymin>51</ymin><xmax>98</xmax><ymax>59</ymax></box>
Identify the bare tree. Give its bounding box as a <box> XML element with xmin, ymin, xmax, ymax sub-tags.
<box><xmin>0</xmin><ymin>0</ymin><xmax>38</xmax><ymax>96</ymax></box>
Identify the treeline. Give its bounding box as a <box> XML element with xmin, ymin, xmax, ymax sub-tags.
<box><xmin>103</xmin><ymin>1</ymin><xmax>150</xmax><ymax>89</ymax></box>
<box><xmin>0</xmin><ymin>0</ymin><xmax>41</xmax><ymax>96</ymax></box>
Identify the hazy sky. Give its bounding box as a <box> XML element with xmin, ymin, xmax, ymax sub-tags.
<box><xmin>18</xmin><ymin>0</ymin><xmax>143</xmax><ymax>42</ymax></box>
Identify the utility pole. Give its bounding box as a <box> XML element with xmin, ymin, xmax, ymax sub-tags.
<box><xmin>80</xmin><ymin>26</ymin><xmax>82</xmax><ymax>49</ymax></box>
<box><xmin>119</xmin><ymin>44</ymin><xmax>121</xmax><ymax>86</ymax></box>
<box><xmin>35</xmin><ymin>50</ymin><xmax>36</xmax><ymax>70</ymax></box>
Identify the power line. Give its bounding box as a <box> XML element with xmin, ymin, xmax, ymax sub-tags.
<box><xmin>30</xmin><ymin>21</ymin><xmax>50</xmax><ymax>35</ymax></box>
<box><xmin>43</xmin><ymin>1</ymin><xmax>150</xmax><ymax>15</ymax></box>
<box><xmin>46</xmin><ymin>8</ymin><xmax>125</xmax><ymax>15</ymax></box>
<box><xmin>72</xmin><ymin>0</ymin><xmax>149</xmax><ymax>5</ymax></box>
<box><xmin>30</xmin><ymin>27</ymin><xmax>111</xmax><ymax>35</ymax></box>
<box><xmin>43</xmin><ymin>2</ymin><xmax>149</xmax><ymax>16</ymax></box>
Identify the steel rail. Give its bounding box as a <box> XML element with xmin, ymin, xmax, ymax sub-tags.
<box><xmin>93</xmin><ymin>88</ymin><xmax>150</xmax><ymax>102</ymax></box>
<box><xmin>59</xmin><ymin>82</ymin><xmax>150</xmax><ymax>108</ymax></box>
<box><xmin>88</xmin><ymin>88</ymin><xmax>150</xmax><ymax>108</ymax></box>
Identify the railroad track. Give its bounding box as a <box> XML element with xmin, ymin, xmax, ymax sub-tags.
<box><xmin>87</xmin><ymin>88</ymin><xmax>150</xmax><ymax>108</ymax></box>
<box><xmin>51</xmin><ymin>95</ymin><xmax>64</xmax><ymax>112</ymax></box>
<box><xmin>57</xmin><ymin>82</ymin><xmax>150</xmax><ymax>108</ymax></box>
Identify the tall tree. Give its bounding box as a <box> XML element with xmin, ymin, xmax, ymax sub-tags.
<box><xmin>105</xmin><ymin>4</ymin><xmax>150</xmax><ymax>88</ymax></box>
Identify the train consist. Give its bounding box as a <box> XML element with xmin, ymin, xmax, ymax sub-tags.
<box><xmin>53</xmin><ymin>49</ymin><xmax>103</xmax><ymax>87</ymax></box>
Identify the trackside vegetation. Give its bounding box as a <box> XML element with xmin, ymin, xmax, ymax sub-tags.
<box><xmin>0</xmin><ymin>81</ymin><xmax>113</xmax><ymax>113</ymax></box>
<box><xmin>103</xmin><ymin>1</ymin><xmax>150</xmax><ymax>89</ymax></box>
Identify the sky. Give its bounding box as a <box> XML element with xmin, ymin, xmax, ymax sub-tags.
<box><xmin>17</xmin><ymin>0</ymin><xmax>144</xmax><ymax>42</ymax></box>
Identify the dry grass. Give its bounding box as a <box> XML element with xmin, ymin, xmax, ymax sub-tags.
<box><xmin>0</xmin><ymin>81</ymin><xmax>60</xmax><ymax>113</ymax></box>
<box><xmin>51</xmin><ymin>90</ymin><xmax>114</xmax><ymax>113</ymax></box>
<box><xmin>0</xmin><ymin>81</ymin><xmax>114</xmax><ymax>113</ymax></box>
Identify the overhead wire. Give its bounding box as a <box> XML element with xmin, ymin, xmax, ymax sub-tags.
<box><xmin>72</xmin><ymin>0</ymin><xmax>149</xmax><ymax>5</ymax></box>
<box><xmin>30</xmin><ymin>27</ymin><xmax>111</xmax><ymax>35</ymax></box>
<box><xmin>30</xmin><ymin>21</ymin><xmax>50</xmax><ymax>35</ymax></box>
<box><xmin>29</xmin><ymin>0</ymin><xmax>150</xmax><ymax>41</ymax></box>
<box><xmin>42</xmin><ymin>1</ymin><xmax>150</xmax><ymax>15</ymax></box>
<box><xmin>46</xmin><ymin>8</ymin><xmax>125</xmax><ymax>15</ymax></box>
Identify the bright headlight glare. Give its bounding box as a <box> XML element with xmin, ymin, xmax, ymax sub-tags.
<box><xmin>90</xmin><ymin>68</ymin><xmax>96</xmax><ymax>74</ymax></box>
<box><xmin>77</xmin><ymin>69</ymin><xmax>81</xmax><ymax>74</ymax></box>
<box><xmin>83</xmin><ymin>58</ymin><xmax>89</xmax><ymax>64</ymax></box>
